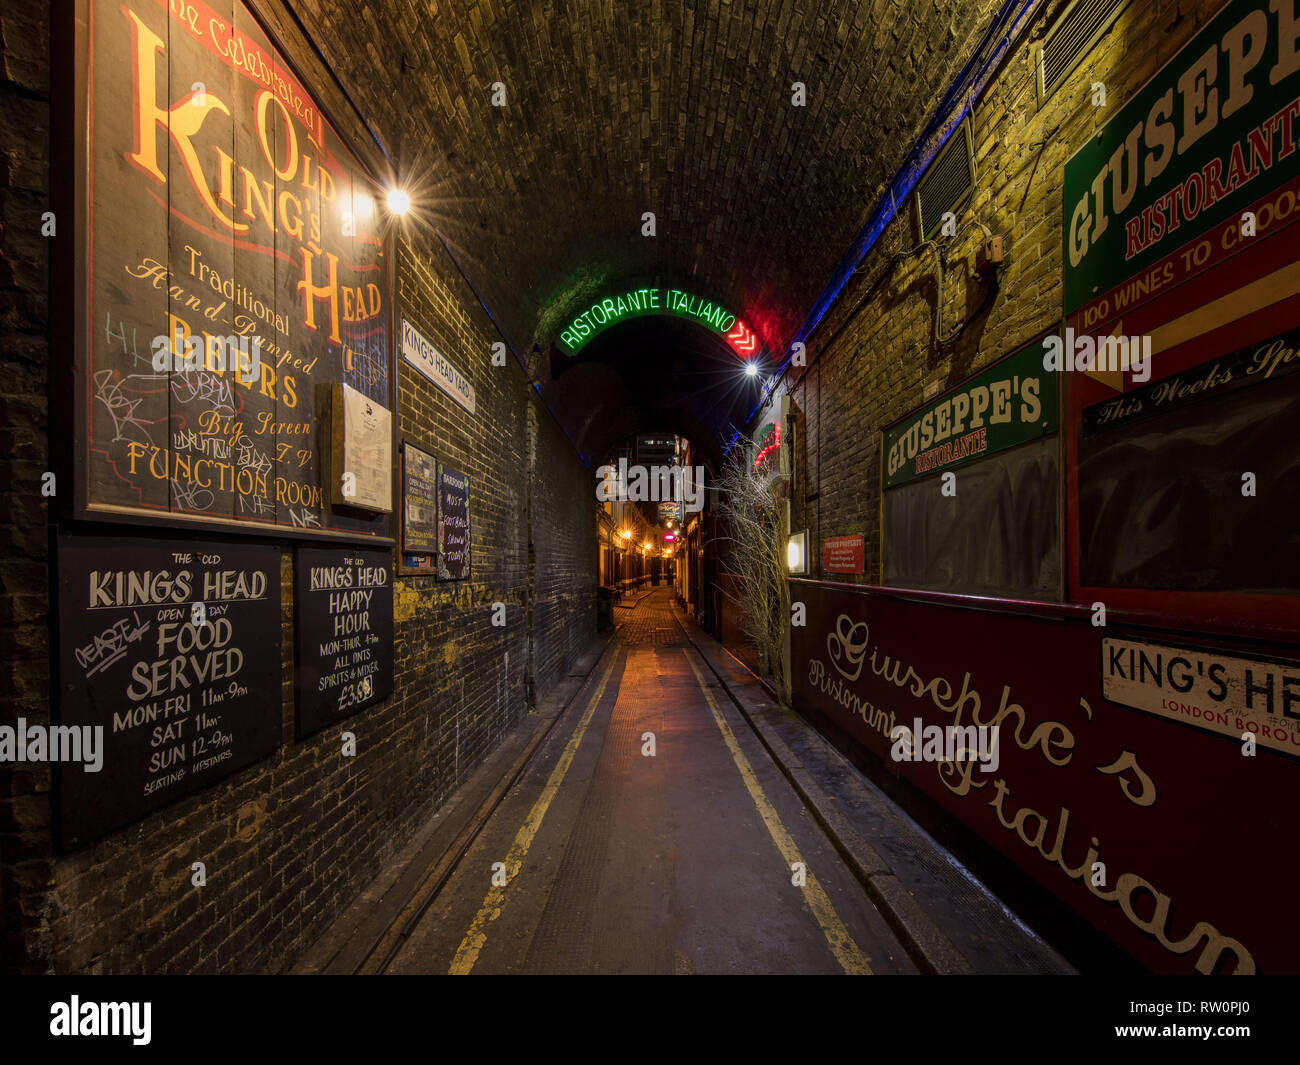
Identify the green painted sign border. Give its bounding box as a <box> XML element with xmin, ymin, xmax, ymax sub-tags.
<box><xmin>882</xmin><ymin>332</ymin><xmax>1060</xmax><ymax>489</ymax></box>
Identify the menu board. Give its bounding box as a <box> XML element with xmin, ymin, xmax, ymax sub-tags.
<box><xmin>77</xmin><ymin>0</ymin><xmax>391</xmax><ymax>540</ymax></box>
<box><xmin>56</xmin><ymin>533</ymin><xmax>281</xmax><ymax>847</ymax></box>
<box><xmin>437</xmin><ymin>464</ymin><xmax>470</xmax><ymax>580</ymax></box>
<box><xmin>294</xmin><ymin>546</ymin><xmax>394</xmax><ymax>737</ymax></box>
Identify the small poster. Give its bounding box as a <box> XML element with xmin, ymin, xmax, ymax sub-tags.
<box><xmin>294</xmin><ymin>547</ymin><xmax>394</xmax><ymax>738</ymax></box>
<box><xmin>437</xmin><ymin>464</ymin><xmax>470</xmax><ymax>580</ymax></box>
<box><xmin>331</xmin><ymin>383</ymin><xmax>393</xmax><ymax>513</ymax></box>
<box><xmin>402</xmin><ymin>441</ymin><xmax>438</xmax><ymax>554</ymax></box>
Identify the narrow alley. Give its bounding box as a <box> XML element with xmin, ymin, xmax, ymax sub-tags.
<box><xmin>297</xmin><ymin>587</ymin><xmax>1069</xmax><ymax>976</ymax></box>
<box><xmin>2</xmin><ymin>0</ymin><xmax>1295</xmax><ymax>1047</ymax></box>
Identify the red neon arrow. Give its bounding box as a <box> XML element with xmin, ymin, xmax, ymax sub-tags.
<box><xmin>727</xmin><ymin>319</ymin><xmax>756</xmax><ymax>354</ymax></box>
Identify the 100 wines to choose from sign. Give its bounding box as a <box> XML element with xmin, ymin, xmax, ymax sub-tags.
<box><xmin>92</xmin><ymin>556</ymin><xmax>264</xmax><ymax>780</ymax></box>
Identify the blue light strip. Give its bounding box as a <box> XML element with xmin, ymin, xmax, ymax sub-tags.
<box><xmin>727</xmin><ymin>0</ymin><xmax>1043</xmax><ymax>453</ymax></box>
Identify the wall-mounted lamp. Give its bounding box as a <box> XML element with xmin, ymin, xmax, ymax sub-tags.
<box><xmin>787</xmin><ymin>531</ymin><xmax>807</xmax><ymax>575</ymax></box>
<box><xmin>386</xmin><ymin>188</ymin><xmax>411</xmax><ymax>214</ymax></box>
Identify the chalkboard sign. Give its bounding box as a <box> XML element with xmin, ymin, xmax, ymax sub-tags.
<box><xmin>1078</xmin><ymin>360</ymin><xmax>1300</xmax><ymax>593</ymax></box>
<box><xmin>294</xmin><ymin>547</ymin><xmax>394</xmax><ymax>738</ymax></box>
<box><xmin>55</xmin><ymin>533</ymin><xmax>282</xmax><ymax>848</ymax></box>
<box><xmin>437</xmin><ymin>464</ymin><xmax>470</xmax><ymax>580</ymax></box>
<box><xmin>75</xmin><ymin>0</ymin><xmax>391</xmax><ymax>541</ymax></box>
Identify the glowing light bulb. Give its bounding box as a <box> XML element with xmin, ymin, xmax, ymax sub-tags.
<box><xmin>387</xmin><ymin>188</ymin><xmax>411</xmax><ymax>214</ymax></box>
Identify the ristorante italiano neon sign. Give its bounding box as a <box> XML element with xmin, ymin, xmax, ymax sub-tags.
<box><xmin>557</xmin><ymin>287</ymin><xmax>758</xmax><ymax>356</ymax></box>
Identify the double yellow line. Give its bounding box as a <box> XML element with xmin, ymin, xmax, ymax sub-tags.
<box><xmin>448</xmin><ymin>651</ymin><xmax>619</xmax><ymax>974</ymax></box>
<box><xmin>449</xmin><ymin>644</ymin><xmax>870</xmax><ymax>975</ymax></box>
<box><xmin>682</xmin><ymin>650</ymin><xmax>872</xmax><ymax>975</ymax></box>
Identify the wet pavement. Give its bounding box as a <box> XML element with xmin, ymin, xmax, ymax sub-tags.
<box><xmin>299</xmin><ymin>587</ymin><xmax>1071</xmax><ymax>975</ymax></box>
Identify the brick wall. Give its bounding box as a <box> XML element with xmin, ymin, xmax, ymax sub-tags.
<box><xmin>0</xmin><ymin>0</ymin><xmax>53</xmax><ymax>972</ymax></box>
<box><xmin>781</xmin><ymin>0</ymin><xmax>1212</xmax><ymax>584</ymax></box>
<box><xmin>527</xmin><ymin>403</ymin><xmax>598</xmax><ymax>703</ymax></box>
<box><xmin>0</xmin><ymin>5</ymin><xmax>595</xmax><ymax>973</ymax></box>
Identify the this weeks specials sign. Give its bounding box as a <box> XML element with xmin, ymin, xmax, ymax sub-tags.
<box><xmin>78</xmin><ymin>0</ymin><xmax>392</xmax><ymax>538</ymax></box>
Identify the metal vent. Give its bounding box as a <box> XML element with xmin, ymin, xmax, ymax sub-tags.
<box><xmin>915</xmin><ymin>117</ymin><xmax>975</xmax><ymax>241</ymax></box>
<box><xmin>1035</xmin><ymin>0</ymin><xmax>1130</xmax><ymax>105</ymax></box>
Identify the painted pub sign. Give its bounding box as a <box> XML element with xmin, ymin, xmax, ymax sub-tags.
<box><xmin>791</xmin><ymin>581</ymin><xmax>1298</xmax><ymax>974</ymax></box>
<box><xmin>75</xmin><ymin>0</ymin><xmax>392</xmax><ymax>539</ymax></box>
<box><xmin>1061</xmin><ymin>0</ymin><xmax>1300</xmax><ymax>626</ymax></box>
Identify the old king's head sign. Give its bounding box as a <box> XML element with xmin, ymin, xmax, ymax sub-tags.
<box><xmin>78</xmin><ymin>0</ymin><xmax>391</xmax><ymax>539</ymax></box>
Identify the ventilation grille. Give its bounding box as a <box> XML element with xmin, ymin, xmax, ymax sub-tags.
<box><xmin>915</xmin><ymin>117</ymin><xmax>975</xmax><ymax>241</ymax></box>
<box><xmin>1037</xmin><ymin>0</ymin><xmax>1130</xmax><ymax>104</ymax></box>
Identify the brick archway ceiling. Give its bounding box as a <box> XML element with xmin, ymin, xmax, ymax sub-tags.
<box><xmin>298</xmin><ymin>0</ymin><xmax>1003</xmax><ymax>459</ymax></box>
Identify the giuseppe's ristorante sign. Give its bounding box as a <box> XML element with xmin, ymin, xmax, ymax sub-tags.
<box><xmin>1064</xmin><ymin>0</ymin><xmax>1300</xmax><ymax>321</ymax></box>
<box><xmin>883</xmin><ymin>338</ymin><xmax>1057</xmax><ymax>488</ymax></box>
<box><xmin>76</xmin><ymin>0</ymin><xmax>391</xmax><ymax>537</ymax></box>
<box><xmin>791</xmin><ymin>582</ymin><xmax>1300</xmax><ymax>974</ymax></box>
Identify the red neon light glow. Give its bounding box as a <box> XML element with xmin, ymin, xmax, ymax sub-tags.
<box><xmin>753</xmin><ymin>422</ymin><xmax>781</xmax><ymax>469</ymax></box>
<box><xmin>726</xmin><ymin>319</ymin><xmax>756</xmax><ymax>354</ymax></box>
<box><xmin>664</xmin><ymin>532</ymin><xmax>676</xmax><ymax>541</ymax></box>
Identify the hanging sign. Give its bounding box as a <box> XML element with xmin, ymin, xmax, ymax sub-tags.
<box><xmin>557</xmin><ymin>287</ymin><xmax>757</xmax><ymax>356</ymax></box>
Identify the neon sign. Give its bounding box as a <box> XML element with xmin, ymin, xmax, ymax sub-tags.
<box><xmin>557</xmin><ymin>287</ymin><xmax>757</xmax><ymax>356</ymax></box>
<box><xmin>754</xmin><ymin>420</ymin><xmax>781</xmax><ymax>469</ymax></box>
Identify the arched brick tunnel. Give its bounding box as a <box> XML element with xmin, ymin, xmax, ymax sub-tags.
<box><xmin>2</xmin><ymin>0</ymin><xmax>1297</xmax><ymax>1016</ymax></box>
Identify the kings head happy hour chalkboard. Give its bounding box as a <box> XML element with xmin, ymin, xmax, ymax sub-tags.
<box><xmin>293</xmin><ymin>546</ymin><xmax>394</xmax><ymax>738</ymax></box>
<box><xmin>55</xmin><ymin>533</ymin><xmax>282</xmax><ymax>848</ymax></box>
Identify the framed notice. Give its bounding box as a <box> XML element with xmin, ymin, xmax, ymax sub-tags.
<box><xmin>67</xmin><ymin>0</ymin><xmax>393</xmax><ymax>542</ymax></box>
<box><xmin>401</xmin><ymin>440</ymin><xmax>438</xmax><ymax>567</ymax></box>
<box><xmin>331</xmin><ymin>383</ymin><xmax>393</xmax><ymax>513</ymax></box>
<box><xmin>437</xmin><ymin>463</ymin><xmax>470</xmax><ymax>580</ymax></box>
<box><xmin>293</xmin><ymin>546</ymin><xmax>394</xmax><ymax>738</ymax></box>
<box><xmin>55</xmin><ymin>533</ymin><xmax>282</xmax><ymax>848</ymax></box>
